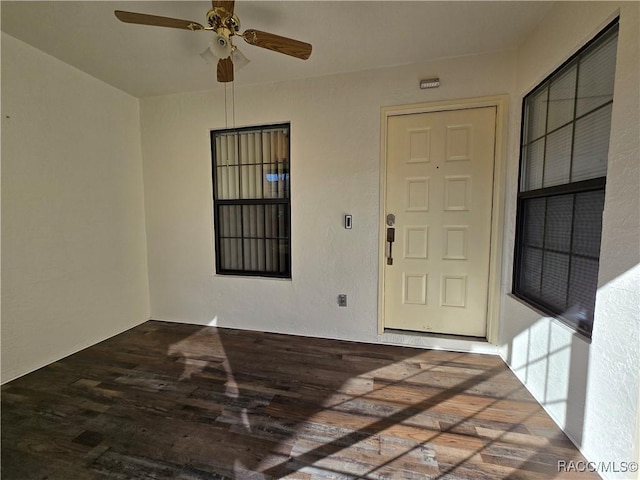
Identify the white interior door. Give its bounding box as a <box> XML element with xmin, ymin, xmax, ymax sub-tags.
<box><xmin>383</xmin><ymin>107</ymin><xmax>496</xmax><ymax>337</ymax></box>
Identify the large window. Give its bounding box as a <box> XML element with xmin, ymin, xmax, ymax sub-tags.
<box><xmin>211</xmin><ymin>123</ymin><xmax>291</xmax><ymax>278</ymax></box>
<box><xmin>513</xmin><ymin>20</ymin><xmax>618</xmax><ymax>337</ymax></box>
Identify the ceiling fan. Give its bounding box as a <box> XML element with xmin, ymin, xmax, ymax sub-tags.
<box><xmin>114</xmin><ymin>1</ymin><xmax>312</xmax><ymax>83</ymax></box>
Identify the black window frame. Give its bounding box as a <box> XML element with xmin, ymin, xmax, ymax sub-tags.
<box><xmin>211</xmin><ymin>122</ymin><xmax>292</xmax><ymax>279</ymax></box>
<box><xmin>512</xmin><ymin>19</ymin><xmax>619</xmax><ymax>338</ymax></box>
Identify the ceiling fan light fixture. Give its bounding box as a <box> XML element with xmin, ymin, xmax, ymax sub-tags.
<box><xmin>200</xmin><ymin>47</ymin><xmax>217</xmax><ymax>65</ymax></box>
<box><xmin>209</xmin><ymin>33</ymin><xmax>233</xmax><ymax>59</ymax></box>
<box><xmin>232</xmin><ymin>48</ymin><xmax>250</xmax><ymax>71</ymax></box>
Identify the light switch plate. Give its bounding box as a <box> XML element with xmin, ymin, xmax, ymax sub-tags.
<box><xmin>338</xmin><ymin>294</ymin><xmax>347</xmax><ymax>307</ymax></box>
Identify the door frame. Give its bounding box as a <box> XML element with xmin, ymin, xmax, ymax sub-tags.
<box><xmin>378</xmin><ymin>95</ymin><xmax>509</xmax><ymax>344</ymax></box>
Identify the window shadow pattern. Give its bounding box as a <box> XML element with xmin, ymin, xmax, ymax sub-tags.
<box><xmin>1</xmin><ymin>321</ymin><xmax>597</xmax><ymax>479</ymax></box>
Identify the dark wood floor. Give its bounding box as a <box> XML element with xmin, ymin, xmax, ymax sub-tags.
<box><xmin>2</xmin><ymin>320</ymin><xmax>598</xmax><ymax>479</ymax></box>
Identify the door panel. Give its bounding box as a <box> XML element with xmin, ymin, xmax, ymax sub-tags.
<box><xmin>383</xmin><ymin>107</ymin><xmax>496</xmax><ymax>336</ymax></box>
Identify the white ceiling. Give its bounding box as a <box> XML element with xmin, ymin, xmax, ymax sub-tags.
<box><xmin>1</xmin><ymin>1</ymin><xmax>553</xmax><ymax>98</ymax></box>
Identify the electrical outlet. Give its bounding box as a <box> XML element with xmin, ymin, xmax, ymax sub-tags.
<box><xmin>338</xmin><ymin>294</ymin><xmax>347</xmax><ymax>307</ymax></box>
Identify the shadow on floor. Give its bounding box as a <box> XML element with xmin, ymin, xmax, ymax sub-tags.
<box><xmin>1</xmin><ymin>320</ymin><xmax>596</xmax><ymax>479</ymax></box>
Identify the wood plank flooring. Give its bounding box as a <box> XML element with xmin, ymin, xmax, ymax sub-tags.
<box><xmin>2</xmin><ymin>321</ymin><xmax>599</xmax><ymax>479</ymax></box>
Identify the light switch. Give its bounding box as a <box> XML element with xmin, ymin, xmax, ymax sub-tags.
<box><xmin>344</xmin><ymin>215</ymin><xmax>352</xmax><ymax>229</ymax></box>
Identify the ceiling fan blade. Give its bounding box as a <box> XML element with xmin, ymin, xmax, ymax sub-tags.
<box><xmin>242</xmin><ymin>29</ymin><xmax>312</xmax><ymax>60</ymax></box>
<box><xmin>114</xmin><ymin>11</ymin><xmax>204</xmax><ymax>31</ymax></box>
<box><xmin>213</xmin><ymin>1</ymin><xmax>235</xmax><ymax>15</ymax></box>
<box><xmin>217</xmin><ymin>57</ymin><xmax>234</xmax><ymax>82</ymax></box>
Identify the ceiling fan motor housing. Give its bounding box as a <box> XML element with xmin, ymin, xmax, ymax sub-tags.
<box><xmin>207</xmin><ymin>7</ymin><xmax>240</xmax><ymax>35</ymax></box>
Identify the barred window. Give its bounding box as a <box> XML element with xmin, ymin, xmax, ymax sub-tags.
<box><xmin>513</xmin><ymin>20</ymin><xmax>618</xmax><ymax>337</ymax></box>
<box><xmin>211</xmin><ymin>124</ymin><xmax>291</xmax><ymax>278</ymax></box>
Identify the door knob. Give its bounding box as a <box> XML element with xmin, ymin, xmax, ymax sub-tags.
<box><xmin>386</xmin><ymin>227</ymin><xmax>395</xmax><ymax>265</ymax></box>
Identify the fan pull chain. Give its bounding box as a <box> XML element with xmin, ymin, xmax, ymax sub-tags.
<box><xmin>223</xmin><ymin>81</ymin><xmax>236</xmax><ymax>129</ymax></box>
<box><xmin>232</xmin><ymin>79</ymin><xmax>236</xmax><ymax>128</ymax></box>
<box><xmin>224</xmin><ymin>82</ymin><xmax>229</xmax><ymax>129</ymax></box>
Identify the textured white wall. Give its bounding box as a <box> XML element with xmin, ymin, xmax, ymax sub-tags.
<box><xmin>2</xmin><ymin>1</ymin><xmax>636</xmax><ymax>469</ymax></box>
<box><xmin>499</xmin><ymin>3</ymin><xmax>640</xmax><ymax>477</ymax></box>
<box><xmin>140</xmin><ymin>50</ymin><xmax>515</xmax><ymax>345</ymax></box>
<box><xmin>1</xmin><ymin>34</ymin><xmax>151</xmax><ymax>382</ymax></box>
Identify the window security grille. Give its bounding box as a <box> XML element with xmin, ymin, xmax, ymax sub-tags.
<box><xmin>211</xmin><ymin>124</ymin><xmax>291</xmax><ymax>278</ymax></box>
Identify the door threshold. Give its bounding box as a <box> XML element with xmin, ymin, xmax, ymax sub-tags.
<box><xmin>379</xmin><ymin>328</ymin><xmax>498</xmax><ymax>355</ymax></box>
